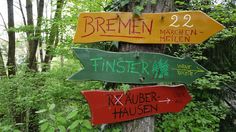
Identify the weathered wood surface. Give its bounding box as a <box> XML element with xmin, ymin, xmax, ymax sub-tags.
<box><xmin>74</xmin><ymin>11</ymin><xmax>224</xmax><ymax>44</ymax></box>
<box><xmin>68</xmin><ymin>48</ymin><xmax>207</xmax><ymax>84</ymax></box>
<box><xmin>82</xmin><ymin>85</ymin><xmax>192</xmax><ymax>125</ymax></box>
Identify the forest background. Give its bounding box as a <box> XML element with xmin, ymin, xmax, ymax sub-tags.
<box><xmin>0</xmin><ymin>0</ymin><xmax>236</xmax><ymax>131</ymax></box>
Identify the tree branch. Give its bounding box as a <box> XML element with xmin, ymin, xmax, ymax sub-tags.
<box><xmin>18</xmin><ymin>0</ymin><xmax>27</xmax><ymax>26</ymax></box>
<box><xmin>0</xmin><ymin>12</ymin><xmax>8</xmax><ymax>30</ymax></box>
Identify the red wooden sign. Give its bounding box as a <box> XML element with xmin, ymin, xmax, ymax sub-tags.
<box><xmin>82</xmin><ymin>85</ymin><xmax>192</xmax><ymax>125</ymax></box>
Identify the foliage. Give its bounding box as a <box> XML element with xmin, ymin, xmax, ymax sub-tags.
<box><xmin>1</xmin><ymin>0</ymin><xmax>236</xmax><ymax>131</ymax></box>
<box><xmin>192</xmin><ymin>72</ymin><xmax>232</xmax><ymax>90</ymax></box>
<box><xmin>36</xmin><ymin>104</ymin><xmax>93</xmax><ymax>132</ymax></box>
<box><xmin>0</xmin><ymin>60</ymin><xmax>123</xmax><ymax>131</ymax></box>
<box><xmin>155</xmin><ymin>71</ymin><xmax>234</xmax><ymax>131</ymax></box>
<box><xmin>155</xmin><ymin>101</ymin><xmax>228</xmax><ymax>132</ymax></box>
<box><xmin>105</xmin><ymin>0</ymin><xmax>146</xmax><ymax>15</ymax></box>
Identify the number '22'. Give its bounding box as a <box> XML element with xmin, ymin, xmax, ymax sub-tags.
<box><xmin>169</xmin><ymin>14</ymin><xmax>193</xmax><ymax>28</ymax></box>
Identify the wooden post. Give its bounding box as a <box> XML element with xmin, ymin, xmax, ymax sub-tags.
<box><xmin>119</xmin><ymin>0</ymin><xmax>174</xmax><ymax>131</ymax></box>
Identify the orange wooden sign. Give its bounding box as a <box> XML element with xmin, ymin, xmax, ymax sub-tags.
<box><xmin>73</xmin><ymin>11</ymin><xmax>224</xmax><ymax>44</ymax></box>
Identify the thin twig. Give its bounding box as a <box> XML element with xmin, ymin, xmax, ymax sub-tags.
<box><xmin>0</xmin><ymin>12</ymin><xmax>8</xmax><ymax>30</ymax></box>
<box><xmin>18</xmin><ymin>0</ymin><xmax>27</xmax><ymax>26</ymax></box>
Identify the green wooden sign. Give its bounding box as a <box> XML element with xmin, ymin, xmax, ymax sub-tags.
<box><xmin>68</xmin><ymin>48</ymin><xmax>207</xmax><ymax>84</ymax></box>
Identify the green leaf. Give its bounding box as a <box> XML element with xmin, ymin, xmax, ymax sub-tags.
<box><xmin>57</xmin><ymin>116</ymin><xmax>67</xmax><ymax>125</ymax></box>
<box><xmin>112</xmin><ymin>41</ymin><xmax>118</xmax><ymax>48</ymax></box>
<box><xmin>136</xmin><ymin>6</ymin><xmax>144</xmax><ymax>11</ymax></box>
<box><xmin>68</xmin><ymin>120</ymin><xmax>80</xmax><ymax>130</ymax></box>
<box><xmin>46</xmin><ymin>126</ymin><xmax>55</xmax><ymax>132</ymax></box>
<box><xmin>66</xmin><ymin>110</ymin><xmax>78</xmax><ymax>120</ymax></box>
<box><xmin>151</xmin><ymin>0</ymin><xmax>156</xmax><ymax>4</ymax></box>
<box><xmin>180</xmin><ymin>129</ymin><xmax>187</xmax><ymax>132</ymax></box>
<box><xmin>133</xmin><ymin>5</ymin><xmax>143</xmax><ymax>16</ymax></box>
<box><xmin>82</xmin><ymin>120</ymin><xmax>92</xmax><ymax>129</ymax></box>
<box><xmin>15</xmin><ymin>123</ymin><xmax>24</xmax><ymax>126</ymax></box>
<box><xmin>39</xmin><ymin>119</ymin><xmax>48</xmax><ymax>124</ymax></box>
<box><xmin>112</xmin><ymin>128</ymin><xmax>122</xmax><ymax>132</ymax></box>
<box><xmin>81</xmin><ymin>127</ymin><xmax>89</xmax><ymax>132</ymax></box>
<box><xmin>120</xmin><ymin>84</ymin><xmax>130</xmax><ymax>93</ymax></box>
<box><xmin>13</xmin><ymin>130</ymin><xmax>21</xmax><ymax>132</ymax></box>
<box><xmin>35</xmin><ymin>109</ymin><xmax>47</xmax><ymax>114</ymax></box>
<box><xmin>121</xmin><ymin>0</ymin><xmax>129</xmax><ymax>7</ymax></box>
<box><xmin>49</xmin><ymin>103</ymin><xmax>56</xmax><ymax>110</ymax></box>
<box><xmin>58</xmin><ymin>125</ymin><xmax>66</xmax><ymax>132</ymax></box>
<box><xmin>49</xmin><ymin>114</ymin><xmax>56</xmax><ymax>121</ymax></box>
<box><xmin>41</xmin><ymin>122</ymin><xmax>49</xmax><ymax>132</ymax></box>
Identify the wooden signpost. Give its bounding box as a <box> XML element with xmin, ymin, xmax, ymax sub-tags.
<box><xmin>82</xmin><ymin>85</ymin><xmax>192</xmax><ymax>125</ymax></box>
<box><xmin>68</xmin><ymin>48</ymin><xmax>207</xmax><ymax>84</ymax></box>
<box><xmin>69</xmin><ymin>8</ymin><xmax>224</xmax><ymax>130</ymax></box>
<box><xmin>73</xmin><ymin>11</ymin><xmax>224</xmax><ymax>44</ymax></box>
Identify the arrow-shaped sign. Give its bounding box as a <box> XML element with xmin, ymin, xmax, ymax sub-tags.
<box><xmin>68</xmin><ymin>48</ymin><xmax>207</xmax><ymax>84</ymax></box>
<box><xmin>73</xmin><ymin>11</ymin><xmax>224</xmax><ymax>44</ymax></box>
<box><xmin>82</xmin><ymin>85</ymin><xmax>192</xmax><ymax>125</ymax></box>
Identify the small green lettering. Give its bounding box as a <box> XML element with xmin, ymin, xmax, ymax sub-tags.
<box><xmin>176</xmin><ymin>64</ymin><xmax>193</xmax><ymax>76</ymax></box>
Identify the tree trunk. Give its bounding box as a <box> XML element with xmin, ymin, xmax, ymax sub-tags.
<box><xmin>119</xmin><ymin>0</ymin><xmax>174</xmax><ymax>132</ymax></box>
<box><xmin>39</xmin><ymin>41</ymin><xmax>44</xmax><ymax>63</ymax></box>
<box><xmin>42</xmin><ymin>0</ymin><xmax>64</xmax><ymax>71</ymax></box>
<box><xmin>0</xmin><ymin>48</ymin><xmax>6</xmax><ymax>76</ymax></box>
<box><xmin>20</xmin><ymin>0</ymin><xmax>44</xmax><ymax>72</ymax></box>
<box><xmin>26</xmin><ymin>0</ymin><xmax>36</xmax><ymax>71</ymax></box>
<box><xmin>7</xmin><ymin>0</ymin><xmax>16</xmax><ymax>76</ymax></box>
<box><xmin>35</xmin><ymin>0</ymin><xmax>44</xmax><ymax>69</ymax></box>
<box><xmin>7</xmin><ymin>0</ymin><xmax>18</xmax><ymax>129</ymax></box>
